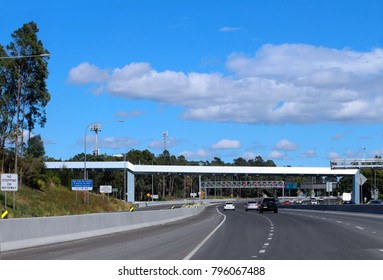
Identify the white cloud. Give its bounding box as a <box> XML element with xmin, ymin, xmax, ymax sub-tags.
<box><xmin>68</xmin><ymin>62</ymin><xmax>109</xmax><ymax>84</ymax></box>
<box><xmin>268</xmin><ymin>150</ymin><xmax>290</xmax><ymax>160</ymax></box>
<box><xmin>179</xmin><ymin>149</ymin><xmax>212</xmax><ymax>160</ymax></box>
<box><xmin>300</xmin><ymin>149</ymin><xmax>317</xmax><ymax>159</ymax></box>
<box><xmin>328</xmin><ymin>152</ymin><xmax>341</xmax><ymax>159</ymax></box>
<box><xmin>275</xmin><ymin>139</ymin><xmax>299</xmax><ymax>151</ymax></box>
<box><xmin>219</xmin><ymin>26</ymin><xmax>243</xmax><ymax>32</ymax></box>
<box><xmin>101</xmin><ymin>137</ymin><xmax>139</xmax><ymax>149</ymax></box>
<box><xmin>211</xmin><ymin>139</ymin><xmax>241</xmax><ymax>149</ymax></box>
<box><xmin>148</xmin><ymin>137</ymin><xmax>182</xmax><ymax>150</ymax></box>
<box><xmin>241</xmin><ymin>151</ymin><xmax>261</xmax><ymax>160</ymax></box>
<box><xmin>68</xmin><ymin>44</ymin><xmax>383</xmax><ymax>124</ymax></box>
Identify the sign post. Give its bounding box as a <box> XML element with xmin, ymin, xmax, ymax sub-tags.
<box><xmin>1</xmin><ymin>173</ymin><xmax>18</xmax><ymax>210</ymax></box>
<box><xmin>100</xmin><ymin>185</ymin><xmax>112</xmax><ymax>202</ymax></box>
<box><xmin>71</xmin><ymin>179</ymin><xmax>93</xmax><ymax>205</ymax></box>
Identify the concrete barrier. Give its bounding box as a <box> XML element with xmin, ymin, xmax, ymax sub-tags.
<box><xmin>0</xmin><ymin>205</ymin><xmax>204</xmax><ymax>252</ymax></box>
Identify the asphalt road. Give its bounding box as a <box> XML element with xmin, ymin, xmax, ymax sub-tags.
<box><xmin>191</xmin><ymin>203</ymin><xmax>383</xmax><ymax>260</ymax></box>
<box><xmin>3</xmin><ymin>202</ymin><xmax>383</xmax><ymax>260</ymax></box>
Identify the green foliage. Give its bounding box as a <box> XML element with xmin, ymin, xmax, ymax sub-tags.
<box><xmin>26</xmin><ymin>134</ymin><xmax>45</xmax><ymax>157</ymax></box>
<box><xmin>0</xmin><ymin>184</ymin><xmax>132</xmax><ymax>218</ymax></box>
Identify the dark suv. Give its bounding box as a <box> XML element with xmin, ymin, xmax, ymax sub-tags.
<box><xmin>259</xmin><ymin>197</ymin><xmax>278</xmax><ymax>213</ymax></box>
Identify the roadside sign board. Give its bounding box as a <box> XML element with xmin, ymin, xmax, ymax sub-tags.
<box><xmin>100</xmin><ymin>185</ymin><xmax>112</xmax><ymax>194</ymax></box>
<box><xmin>1</xmin><ymin>173</ymin><xmax>18</xmax><ymax>192</ymax></box>
<box><xmin>152</xmin><ymin>194</ymin><xmax>159</xmax><ymax>199</ymax></box>
<box><xmin>71</xmin><ymin>179</ymin><xmax>93</xmax><ymax>191</ymax></box>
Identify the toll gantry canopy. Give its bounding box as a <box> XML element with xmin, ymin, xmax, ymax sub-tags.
<box><xmin>45</xmin><ymin>161</ymin><xmax>358</xmax><ymax>176</ymax></box>
<box><xmin>45</xmin><ymin>161</ymin><xmax>361</xmax><ymax>203</ymax></box>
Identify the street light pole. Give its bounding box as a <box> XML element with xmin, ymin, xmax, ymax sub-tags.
<box><xmin>0</xmin><ymin>53</ymin><xmax>50</xmax><ymax>60</ymax></box>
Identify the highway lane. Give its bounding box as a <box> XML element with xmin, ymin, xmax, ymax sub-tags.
<box><xmin>3</xmin><ymin>202</ymin><xmax>383</xmax><ymax>260</ymax></box>
<box><xmin>191</xmin><ymin>203</ymin><xmax>383</xmax><ymax>260</ymax></box>
<box><xmin>265</xmin><ymin>209</ymin><xmax>383</xmax><ymax>260</ymax></box>
<box><xmin>2</xmin><ymin>205</ymin><xmax>223</xmax><ymax>260</ymax></box>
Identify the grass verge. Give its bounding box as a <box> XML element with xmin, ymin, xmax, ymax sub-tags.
<box><xmin>0</xmin><ymin>185</ymin><xmax>132</xmax><ymax>218</ymax></box>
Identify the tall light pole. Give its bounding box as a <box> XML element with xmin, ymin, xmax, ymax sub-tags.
<box><xmin>113</xmin><ymin>152</ymin><xmax>129</xmax><ymax>202</ymax></box>
<box><xmin>83</xmin><ymin>120</ymin><xmax>124</xmax><ymax>180</ymax></box>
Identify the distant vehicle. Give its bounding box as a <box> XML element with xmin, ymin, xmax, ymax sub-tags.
<box><xmin>368</xmin><ymin>199</ymin><xmax>382</xmax><ymax>205</ymax></box>
<box><xmin>245</xmin><ymin>201</ymin><xmax>260</xmax><ymax>211</ymax></box>
<box><xmin>259</xmin><ymin>198</ymin><xmax>278</xmax><ymax>213</ymax></box>
<box><xmin>282</xmin><ymin>200</ymin><xmax>291</xmax><ymax>206</ymax></box>
<box><xmin>223</xmin><ymin>202</ymin><xmax>235</xmax><ymax>211</ymax></box>
<box><xmin>342</xmin><ymin>200</ymin><xmax>355</xmax><ymax>204</ymax></box>
<box><xmin>310</xmin><ymin>197</ymin><xmax>318</xmax><ymax>205</ymax></box>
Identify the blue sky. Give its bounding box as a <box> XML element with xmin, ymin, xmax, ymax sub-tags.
<box><xmin>1</xmin><ymin>0</ymin><xmax>383</xmax><ymax>167</ymax></box>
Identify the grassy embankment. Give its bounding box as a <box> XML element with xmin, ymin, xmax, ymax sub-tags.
<box><xmin>0</xmin><ymin>185</ymin><xmax>133</xmax><ymax>218</ymax></box>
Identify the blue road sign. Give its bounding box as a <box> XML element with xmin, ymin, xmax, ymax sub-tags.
<box><xmin>71</xmin><ymin>179</ymin><xmax>93</xmax><ymax>191</ymax></box>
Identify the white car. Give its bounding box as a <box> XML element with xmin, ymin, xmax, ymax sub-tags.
<box><xmin>245</xmin><ymin>201</ymin><xmax>260</xmax><ymax>211</ymax></box>
<box><xmin>223</xmin><ymin>202</ymin><xmax>235</xmax><ymax>211</ymax></box>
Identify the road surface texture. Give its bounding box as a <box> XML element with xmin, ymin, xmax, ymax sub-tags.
<box><xmin>3</xmin><ymin>202</ymin><xmax>383</xmax><ymax>260</ymax></box>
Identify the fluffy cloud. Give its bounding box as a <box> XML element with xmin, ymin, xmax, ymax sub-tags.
<box><xmin>268</xmin><ymin>150</ymin><xmax>290</xmax><ymax>160</ymax></box>
<box><xmin>211</xmin><ymin>139</ymin><xmax>241</xmax><ymax>149</ymax></box>
<box><xmin>179</xmin><ymin>149</ymin><xmax>212</xmax><ymax>159</ymax></box>
<box><xmin>275</xmin><ymin>139</ymin><xmax>299</xmax><ymax>151</ymax></box>
<box><xmin>69</xmin><ymin>44</ymin><xmax>383</xmax><ymax>124</ymax></box>
<box><xmin>68</xmin><ymin>62</ymin><xmax>109</xmax><ymax>84</ymax></box>
<box><xmin>300</xmin><ymin>149</ymin><xmax>317</xmax><ymax>159</ymax></box>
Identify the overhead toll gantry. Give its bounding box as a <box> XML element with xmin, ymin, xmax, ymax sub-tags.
<box><xmin>45</xmin><ymin>161</ymin><xmax>361</xmax><ymax>203</ymax></box>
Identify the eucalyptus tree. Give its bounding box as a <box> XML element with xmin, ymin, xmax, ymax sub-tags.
<box><xmin>1</xmin><ymin>22</ymin><xmax>50</xmax><ymax>175</ymax></box>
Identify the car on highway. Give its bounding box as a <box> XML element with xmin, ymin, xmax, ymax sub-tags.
<box><xmin>223</xmin><ymin>202</ymin><xmax>235</xmax><ymax>211</ymax></box>
<box><xmin>310</xmin><ymin>197</ymin><xmax>318</xmax><ymax>205</ymax></box>
<box><xmin>245</xmin><ymin>200</ymin><xmax>260</xmax><ymax>211</ymax></box>
<box><xmin>368</xmin><ymin>199</ymin><xmax>382</xmax><ymax>205</ymax></box>
<box><xmin>259</xmin><ymin>197</ymin><xmax>278</xmax><ymax>213</ymax></box>
<box><xmin>342</xmin><ymin>200</ymin><xmax>355</xmax><ymax>204</ymax></box>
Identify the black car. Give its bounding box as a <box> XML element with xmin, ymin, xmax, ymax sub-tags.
<box><xmin>259</xmin><ymin>197</ymin><xmax>278</xmax><ymax>213</ymax></box>
<box><xmin>369</xmin><ymin>199</ymin><xmax>382</xmax><ymax>205</ymax></box>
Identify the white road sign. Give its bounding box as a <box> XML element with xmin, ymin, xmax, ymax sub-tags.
<box><xmin>1</xmin><ymin>173</ymin><xmax>18</xmax><ymax>192</ymax></box>
<box><xmin>100</xmin><ymin>185</ymin><xmax>112</xmax><ymax>194</ymax></box>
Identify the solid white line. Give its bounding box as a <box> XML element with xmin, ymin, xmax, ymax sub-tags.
<box><xmin>183</xmin><ymin>206</ymin><xmax>226</xmax><ymax>260</ymax></box>
<box><xmin>356</xmin><ymin>226</ymin><xmax>364</xmax><ymax>230</ymax></box>
<box><xmin>379</xmin><ymin>249</ymin><xmax>383</xmax><ymax>253</ymax></box>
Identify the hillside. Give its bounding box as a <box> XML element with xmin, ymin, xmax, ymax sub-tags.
<box><xmin>0</xmin><ymin>185</ymin><xmax>133</xmax><ymax>218</ymax></box>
